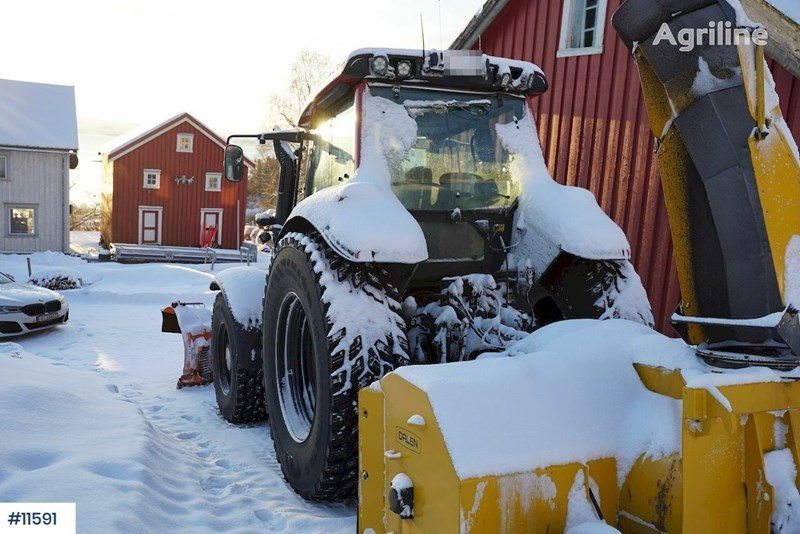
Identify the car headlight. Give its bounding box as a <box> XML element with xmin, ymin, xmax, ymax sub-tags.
<box><xmin>0</xmin><ymin>306</ymin><xmax>23</xmax><ymax>314</ymax></box>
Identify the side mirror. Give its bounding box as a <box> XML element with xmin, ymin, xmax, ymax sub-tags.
<box><xmin>224</xmin><ymin>145</ymin><xmax>245</xmax><ymax>182</ymax></box>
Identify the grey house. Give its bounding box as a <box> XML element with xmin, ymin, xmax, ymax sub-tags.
<box><xmin>0</xmin><ymin>79</ymin><xmax>78</xmax><ymax>253</ymax></box>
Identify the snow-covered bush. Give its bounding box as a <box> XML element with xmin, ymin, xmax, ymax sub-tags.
<box><xmin>29</xmin><ymin>267</ymin><xmax>84</xmax><ymax>290</ymax></box>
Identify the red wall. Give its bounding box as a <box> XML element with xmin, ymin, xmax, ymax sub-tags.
<box><xmin>476</xmin><ymin>0</ymin><xmax>800</xmax><ymax>333</ymax></box>
<box><xmin>109</xmin><ymin>121</ymin><xmax>248</xmax><ymax>249</ymax></box>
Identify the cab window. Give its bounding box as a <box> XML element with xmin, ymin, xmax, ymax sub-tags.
<box><xmin>306</xmin><ymin>98</ymin><xmax>356</xmax><ymax>194</ymax></box>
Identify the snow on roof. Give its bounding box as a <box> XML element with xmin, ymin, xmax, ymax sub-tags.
<box><xmin>101</xmin><ymin>112</ymin><xmax>255</xmax><ymax>168</ymax></box>
<box><xmin>767</xmin><ymin>0</ymin><xmax>800</xmax><ymax>24</ymax></box>
<box><xmin>0</xmin><ymin>78</ymin><xmax>78</xmax><ymax>151</ymax></box>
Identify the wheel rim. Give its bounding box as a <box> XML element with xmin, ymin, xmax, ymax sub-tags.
<box><xmin>275</xmin><ymin>292</ymin><xmax>317</xmax><ymax>443</ymax></box>
<box><xmin>218</xmin><ymin>324</ymin><xmax>233</xmax><ymax>396</ymax></box>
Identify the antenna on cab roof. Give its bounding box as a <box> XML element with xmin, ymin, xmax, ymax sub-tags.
<box><xmin>420</xmin><ymin>14</ymin><xmax>426</xmax><ymax>61</ymax></box>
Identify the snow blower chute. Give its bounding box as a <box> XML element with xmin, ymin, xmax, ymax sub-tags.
<box><xmin>161</xmin><ymin>302</ymin><xmax>212</xmax><ymax>388</ymax></box>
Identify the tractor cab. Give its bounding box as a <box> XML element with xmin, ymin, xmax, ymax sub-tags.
<box><xmin>225</xmin><ymin>49</ymin><xmax>549</xmax><ymax>285</ymax></box>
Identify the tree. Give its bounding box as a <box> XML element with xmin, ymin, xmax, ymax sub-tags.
<box><xmin>268</xmin><ymin>49</ymin><xmax>336</xmax><ymax>127</ymax></box>
<box><xmin>248</xmin><ymin>144</ymin><xmax>281</xmax><ymax>210</ymax></box>
<box><xmin>70</xmin><ymin>202</ymin><xmax>101</xmax><ymax>231</ymax></box>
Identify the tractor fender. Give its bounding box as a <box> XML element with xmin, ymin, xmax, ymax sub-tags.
<box><xmin>208</xmin><ymin>266</ymin><xmax>266</xmax><ymax>370</ymax></box>
<box><xmin>280</xmin><ymin>181</ymin><xmax>428</xmax><ymax>264</ymax></box>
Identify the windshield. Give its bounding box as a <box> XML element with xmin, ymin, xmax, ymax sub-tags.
<box><xmin>370</xmin><ymin>85</ymin><xmax>525</xmax><ymax>211</ymax></box>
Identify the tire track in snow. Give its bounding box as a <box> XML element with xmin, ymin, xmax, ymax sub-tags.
<box><xmin>14</xmin><ymin>289</ymin><xmax>355</xmax><ymax>532</ymax></box>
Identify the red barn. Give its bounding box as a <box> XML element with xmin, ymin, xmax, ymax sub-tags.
<box><xmin>100</xmin><ymin>113</ymin><xmax>253</xmax><ymax>249</ymax></box>
<box><xmin>452</xmin><ymin>0</ymin><xmax>800</xmax><ymax>332</ymax></box>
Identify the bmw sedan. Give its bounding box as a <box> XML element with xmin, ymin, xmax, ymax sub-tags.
<box><xmin>0</xmin><ymin>271</ymin><xmax>69</xmax><ymax>337</ymax></box>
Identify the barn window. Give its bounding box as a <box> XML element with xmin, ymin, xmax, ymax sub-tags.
<box><xmin>557</xmin><ymin>0</ymin><xmax>608</xmax><ymax>57</ymax></box>
<box><xmin>176</xmin><ymin>133</ymin><xmax>194</xmax><ymax>153</ymax></box>
<box><xmin>143</xmin><ymin>169</ymin><xmax>161</xmax><ymax>189</ymax></box>
<box><xmin>0</xmin><ymin>155</ymin><xmax>7</xmax><ymax>180</ymax></box>
<box><xmin>205</xmin><ymin>172</ymin><xmax>221</xmax><ymax>192</ymax></box>
<box><xmin>7</xmin><ymin>206</ymin><xmax>36</xmax><ymax>236</ymax></box>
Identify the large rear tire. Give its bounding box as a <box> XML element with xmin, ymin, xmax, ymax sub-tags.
<box><xmin>263</xmin><ymin>233</ymin><xmax>408</xmax><ymax>500</ymax></box>
<box><xmin>530</xmin><ymin>254</ymin><xmax>654</xmax><ymax>328</ymax></box>
<box><xmin>211</xmin><ymin>293</ymin><xmax>267</xmax><ymax>424</ymax></box>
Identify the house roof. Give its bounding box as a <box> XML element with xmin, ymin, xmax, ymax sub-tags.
<box><xmin>452</xmin><ymin>0</ymin><xmax>800</xmax><ymax>79</ymax></box>
<box><xmin>450</xmin><ymin>0</ymin><xmax>510</xmax><ymax>51</ymax></box>
<box><xmin>102</xmin><ymin>112</ymin><xmax>255</xmax><ymax>168</ymax></box>
<box><xmin>0</xmin><ymin>78</ymin><xmax>78</xmax><ymax>151</ymax></box>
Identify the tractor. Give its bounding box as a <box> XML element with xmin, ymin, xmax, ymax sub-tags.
<box><xmin>211</xmin><ymin>48</ymin><xmax>651</xmax><ymax>501</ymax></box>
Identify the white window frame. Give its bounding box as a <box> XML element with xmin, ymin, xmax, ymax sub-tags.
<box><xmin>0</xmin><ymin>154</ymin><xmax>8</xmax><ymax>181</ymax></box>
<box><xmin>143</xmin><ymin>169</ymin><xmax>161</xmax><ymax>189</ymax></box>
<box><xmin>176</xmin><ymin>133</ymin><xmax>194</xmax><ymax>153</ymax></box>
<box><xmin>138</xmin><ymin>205</ymin><xmax>163</xmax><ymax>245</ymax></box>
<box><xmin>205</xmin><ymin>172</ymin><xmax>222</xmax><ymax>192</ymax></box>
<box><xmin>557</xmin><ymin>0</ymin><xmax>608</xmax><ymax>58</ymax></box>
<box><xmin>6</xmin><ymin>204</ymin><xmax>37</xmax><ymax>237</ymax></box>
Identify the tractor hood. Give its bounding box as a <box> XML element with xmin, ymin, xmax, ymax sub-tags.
<box><xmin>287</xmin><ymin>181</ymin><xmax>428</xmax><ymax>264</ymax></box>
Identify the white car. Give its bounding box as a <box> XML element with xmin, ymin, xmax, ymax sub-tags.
<box><xmin>0</xmin><ymin>271</ymin><xmax>69</xmax><ymax>337</ymax></box>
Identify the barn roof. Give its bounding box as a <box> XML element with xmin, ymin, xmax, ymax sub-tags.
<box><xmin>452</xmin><ymin>0</ymin><xmax>800</xmax><ymax>79</ymax></box>
<box><xmin>102</xmin><ymin>112</ymin><xmax>255</xmax><ymax>168</ymax></box>
<box><xmin>0</xmin><ymin>78</ymin><xmax>78</xmax><ymax>151</ymax></box>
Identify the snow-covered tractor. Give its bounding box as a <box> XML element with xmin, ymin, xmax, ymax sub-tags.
<box><xmin>211</xmin><ymin>48</ymin><xmax>652</xmax><ymax>500</ymax></box>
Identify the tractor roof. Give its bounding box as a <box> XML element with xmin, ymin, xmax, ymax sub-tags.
<box><xmin>298</xmin><ymin>48</ymin><xmax>548</xmax><ymax>129</ymax></box>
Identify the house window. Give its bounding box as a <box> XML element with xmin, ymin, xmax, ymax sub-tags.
<box><xmin>8</xmin><ymin>206</ymin><xmax>35</xmax><ymax>236</ymax></box>
<box><xmin>176</xmin><ymin>133</ymin><xmax>194</xmax><ymax>153</ymax></box>
<box><xmin>143</xmin><ymin>169</ymin><xmax>161</xmax><ymax>189</ymax></box>
<box><xmin>205</xmin><ymin>172</ymin><xmax>221</xmax><ymax>192</ymax></box>
<box><xmin>558</xmin><ymin>0</ymin><xmax>608</xmax><ymax>57</ymax></box>
<box><xmin>0</xmin><ymin>155</ymin><xmax>7</xmax><ymax>180</ymax></box>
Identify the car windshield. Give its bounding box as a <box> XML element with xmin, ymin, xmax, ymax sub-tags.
<box><xmin>370</xmin><ymin>85</ymin><xmax>525</xmax><ymax>211</ymax></box>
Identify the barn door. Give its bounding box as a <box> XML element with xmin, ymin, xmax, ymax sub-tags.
<box><xmin>200</xmin><ymin>209</ymin><xmax>223</xmax><ymax>248</ymax></box>
<box><xmin>138</xmin><ymin>206</ymin><xmax>163</xmax><ymax>245</ymax></box>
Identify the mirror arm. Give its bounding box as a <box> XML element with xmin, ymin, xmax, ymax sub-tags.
<box><xmin>226</xmin><ymin>130</ymin><xmax>310</xmax><ymax>145</ymax></box>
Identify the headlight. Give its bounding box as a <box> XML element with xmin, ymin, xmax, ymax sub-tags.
<box><xmin>397</xmin><ymin>60</ymin><xmax>412</xmax><ymax>78</ymax></box>
<box><xmin>370</xmin><ymin>55</ymin><xmax>389</xmax><ymax>76</ymax></box>
<box><xmin>0</xmin><ymin>306</ymin><xmax>23</xmax><ymax>314</ymax></box>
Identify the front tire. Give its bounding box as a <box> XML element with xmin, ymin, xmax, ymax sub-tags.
<box><xmin>263</xmin><ymin>233</ymin><xmax>408</xmax><ymax>500</ymax></box>
<box><xmin>211</xmin><ymin>293</ymin><xmax>266</xmax><ymax>424</ymax></box>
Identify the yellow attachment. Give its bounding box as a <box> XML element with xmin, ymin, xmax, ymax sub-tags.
<box><xmin>738</xmin><ymin>41</ymin><xmax>800</xmax><ymax>299</ymax></box>
<box><xmin>756</xmin><ymin>43</ymin><xmax>766</xmax><ymax>135</ymax></box>
<box><xmin>360</xmin><ymin>363</ymin><xmax>800</xmax><ymax>533</ymax></box>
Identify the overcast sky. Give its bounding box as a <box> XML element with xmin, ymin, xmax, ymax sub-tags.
<box><xmin>2</xmin><ymin>0</ymin><xmax>485</xmax><ymax>202</ymax></box>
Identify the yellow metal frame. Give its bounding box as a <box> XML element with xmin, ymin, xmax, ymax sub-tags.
<box><xmin>360</xmin><ymin>365</ymin><xmax>800</xmax><ymax>533</ymax></box>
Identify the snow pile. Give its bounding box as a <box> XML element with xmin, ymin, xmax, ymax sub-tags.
<box><xmin>764</xmin><ymin>448</ymin><xmax>800</xmax><ymax>533</ymax></box>
<box><xmin>0</xmin><ymin>248</ymin><xmax>353</xmax><ymax>532</ymax></box>
<box><xmin>394</xmin><ymin>320</ymin><xmax>684</xmax><ymax>482</ymax></box>
<box><xmin>212</xmin><ymin>267</ymin><xmax>266</xmax><ymax>330</ymax></box>
<box><xmin>496</xmin><ymin>110</ymin><xmax>631</xmax><ymax>277</ymax></box>
<box><xmin>29</xmin><ymin>267</ymin><xmax>84</xmax><ymax>290</ymax></box>
<box><xmin>289</xmin><ymin>89</ymin><xmax>427</xmax><ymax>264</ymax></box>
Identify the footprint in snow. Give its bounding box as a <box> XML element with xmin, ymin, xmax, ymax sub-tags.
<box><xmin>176</xmin><ymin>431</ymin><xmax>199</xmax><ymax>440</ymax></box>
<box><xmin>107</xmin><ymin>384</ymin><xmax>119</xmax><ymax>394</ymax></box>
<box><xmin>254</xmin><ymin>509</ymin><xmax>288</xmax><ymax>530</ymax></box>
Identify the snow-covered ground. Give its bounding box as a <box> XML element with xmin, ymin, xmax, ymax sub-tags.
<box><xmin>0</xmin><ymin>247</ymin><xmax>354</xmax><ymax>533</ymax></box>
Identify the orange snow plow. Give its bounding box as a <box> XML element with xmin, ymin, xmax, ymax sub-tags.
<box><xmin>161</xmin><ymin>302</ymin><xmax>213</xmax><ymax>388</ymax></box>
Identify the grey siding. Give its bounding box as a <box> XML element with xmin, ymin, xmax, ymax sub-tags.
<box><xmin>0</xmin><ymin>149</ymin><xmax>69</xmax><ymax>252</ymax></box>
